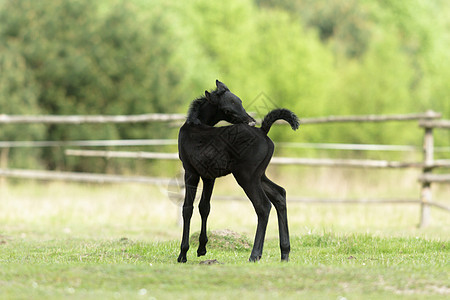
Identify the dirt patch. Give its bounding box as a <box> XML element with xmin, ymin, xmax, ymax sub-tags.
<box><xmin>0</xmin><ymin>235</ymin><xmax>9</xmax><ymax>245</ymax></box>
<box><xmin>199</xmin><ymin>259</ymin><xmax>223</xmax><ymax>265</ymax></box>
<box><xmin>190</xmin><ymin>229</ymin><xmax>251</xmax><ymax>252</ymax></box>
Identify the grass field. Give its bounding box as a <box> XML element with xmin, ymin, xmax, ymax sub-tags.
<box><xmin>0</xmin><ymin>178</ymin><xmax>449</xmax><ymax>299</ymax></box>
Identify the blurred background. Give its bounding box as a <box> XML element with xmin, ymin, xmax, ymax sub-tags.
<box><xmin>0</xmin><ymin>0</ymin><xmax>449</xmax><ymax>173</ymax></box>
<box><xmin>1</xmin><ymin>0</ymin><xmax>449</xmax><ymax>235</ymax></box>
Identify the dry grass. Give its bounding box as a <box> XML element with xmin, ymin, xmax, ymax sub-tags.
<box><xmin>1</xmin><ymin>166</ymin><xmax>448</xmax><ymax>241</ymax></box>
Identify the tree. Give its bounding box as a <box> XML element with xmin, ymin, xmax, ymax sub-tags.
<box><xmin>0</xmin><ymin>44</ymin><xmax>45</xmax><ymax>168</ymax></box>
<box><xmin>0</xmin><ymin>0</ymin><xmax>211</xmax><ymax>170</ymax></box>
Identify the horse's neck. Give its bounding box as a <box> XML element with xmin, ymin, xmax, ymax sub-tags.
<box><xmin>196</xmin><ymin>101</ymin><xmax>222</xmax><ymax>126</ymax></box>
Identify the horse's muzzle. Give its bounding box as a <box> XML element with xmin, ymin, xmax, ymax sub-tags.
<box><xmin>247</xmin><ymin>114</ymin><xmax>256</xmax><ymax>127</ymax></box>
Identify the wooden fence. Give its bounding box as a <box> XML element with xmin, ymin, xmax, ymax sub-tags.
<box><xmin>417</xmin><ymin>119</ymin><xmax>450</xmax><ymax>226</ymax></box>
<box><xmin>1</xmin><ymin>111</ymin><xmax>449</xmax><ymax>227</ymax></box>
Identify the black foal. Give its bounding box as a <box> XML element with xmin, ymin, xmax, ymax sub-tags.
<box><xmin>177</xmin><ymin>80</ymin><xmax>299</xmax><ymax>262</ymax></box>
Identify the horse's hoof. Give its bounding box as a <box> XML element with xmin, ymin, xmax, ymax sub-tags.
<box><xmin>281</xmin><ymin>253</ymin><xmax>289</xmax><ymax>262</ymax></box>
<box><xmin>248</xmin><ymin>255</ymin><xmax>261</xmax><ymax>262</ymax></box>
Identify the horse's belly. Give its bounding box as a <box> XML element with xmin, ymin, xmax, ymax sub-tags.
<box><xmin>189</xmin><ymin>144</ymin><xmax>232</xmax><ymax>178</ymax></box>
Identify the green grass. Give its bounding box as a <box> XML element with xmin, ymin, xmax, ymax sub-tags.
<box><xmin>0</xmin><ymin>181</ymin><xmax>449</xmax><ymax>299</ymax></box>
<box><xmin>1</xmin><ymin>234</ymin><xmax>448</xmax><ymax>299</ymax></box>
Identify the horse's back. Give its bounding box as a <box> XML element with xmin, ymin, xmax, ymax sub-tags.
<box><xmin>178</xmin><ymin>123</ymin><xmax>272</xmax><ymax>179</ymax></box>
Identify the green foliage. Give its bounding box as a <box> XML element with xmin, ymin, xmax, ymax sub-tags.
<box><xmin>0</xmin><ymin>0</ymin><xmax>208</xmax><ymax>170</ymax></box>
<box><xmin>257</xmin><ymin>0</ymin><xmax>373</xmax><ymax>58</ymax></box>
<box><xmin>169</xmin><ymin>0</ymin><xmax>335</xmax><ymax>143</ymax></box>
<box><xmin>0</xmin><ymin>0</ymin><xmax>449</xmax><ymax>170</ymax></box>
<box><xmin>0</xmin><ymin>42</ymin><xmax>45</xmax><ymax>168</ymax></box>
<box><xmin>256</xmin><ymin>0</ymin><xmax>450</xmax><ymax>145</ymax></box>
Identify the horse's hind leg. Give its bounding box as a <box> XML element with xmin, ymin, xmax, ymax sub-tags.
<box><xmin>235</xmin><ymin>174</ymin><xmax>272</xmax><ymax>262</ymax></box>
<box><xmin>197</xmin><ymin>178</ymin><xmax>215</xmax><ymax>257</ymax></box>
<box><xmin>177</xmin><ymin>171</ymin><xmax>200</xmax><ymax>263</ymax></box>
<box><xmin>262</xmin><ymin>175</ymin><xmax>290</xmax><ymax>261</ymax></box>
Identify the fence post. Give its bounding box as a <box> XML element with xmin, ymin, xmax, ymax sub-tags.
<box><xmin>0</xmin><ymin>147</ymin><xmax>9</xmax><ymax>186</ymax></box>
<box><xmin>419</xmin><ymin>125</ymin><xmax>434</xmax><ymax>228</ymax></box>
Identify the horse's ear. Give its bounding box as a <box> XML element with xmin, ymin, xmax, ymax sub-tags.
<box><xmin>216</xmin><ymin>80</ymin><xmax>229</xmax><ymax>92</ymax></box>
<box><xmin>205</xmin><ymin>90</ymin><xmax>211</xmax><ymax>101</ymax></box>
<box><xmin>205</xmin><ymin>90</ymin><xmax>219</xmax><ymax>104</ymax></box>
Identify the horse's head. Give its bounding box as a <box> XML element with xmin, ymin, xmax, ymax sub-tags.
<box><xmin>205</xmin><ymin>80</ymin><xmax>256</xmax><ymax>126</ymax></box>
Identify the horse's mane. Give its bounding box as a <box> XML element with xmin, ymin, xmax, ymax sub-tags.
<box><xmin>186</xmin><ymin>96</ymin><xmax>207</xmax><ymax>124</ymax></box>
<box><xmin>186</xmin><ymin>87</ymin><xmax>226</xmax><ymax>124</ymax></box>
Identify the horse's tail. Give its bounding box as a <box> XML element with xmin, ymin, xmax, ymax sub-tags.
<box><xmin>260</xmin><ymin>108</ymin><xmax>300</xmax><ymax>135</ymax></box>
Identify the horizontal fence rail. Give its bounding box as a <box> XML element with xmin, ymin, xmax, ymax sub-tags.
<box><xmin>64</xmin><ymin>149</ymin><xmax>450</xmax><ymax>169</ymax></box>
<box><xmin>419</xmin><ymin>173</ymin><xmax>450</xmax><ymax>183</ymax></box>
<box><xmin>292</xmin><ymin>111</ymin><xmax>441</xmax><ymax>124</ymax></box>
<box><xmin>419</xmin><ymin>119</ymin><xmax>450</xmax><ymax>129</ymax></box>
<box><xmin>0</xmin><ymin>139</ymin><xmax>178</xmax><ymax>148</ymax></box>
<box><xmin>0</xmin><ymin>111</ymin><xmax>441</xmax><ymax>125</ymax></box>
<box><xmin>214</xmin><ymin>196</ymin><xmax>449</xmax><ymax>211</ymax></box>
<box><xmin>66</xmin><ymin>150</ymin><xmax>179</xmax><ymax>160</ymax></box>
<box><xmin>168</xmin><ymin>192</ymin><xmax>450</xmax><ymax>211</ymax></box>
<box><xmin>270</xmin><ymin>157</ymin><xmax>450</xmax><ymax>169</ymax></box>
<box><xmin>3</xmin><ymin>139</ymin><xmax>450</xmax><ymax>153</ymax></box>
<box><xmin>278</xmin><ymin>142</ymin><xmax>420</xmax><ymax>152</ymax></box>
<box><xmin>0</xmin><ymin>168</ymin><xmax>175</xmax><ymax>186</ymax></box>
<box><xmin>279</xmin><ymin>143</ymin><xmax>449</xmax><ymax>153</ymax></box>
<box><xmin>0</xmin><ymin>113</ymin><xmax>186</xmax><ymax>124</ymax></box>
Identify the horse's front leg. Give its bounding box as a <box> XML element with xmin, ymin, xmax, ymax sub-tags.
<box><xmin>177</xmin><ymin>171</ymin><xmax>200</xmax><ymax>263</ymax></box>
<box><xmin>197</xmin><ymin>178</ymin><xmax>215</xmax><ymax>257</ymax></box>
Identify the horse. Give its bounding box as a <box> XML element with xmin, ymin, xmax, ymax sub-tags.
<box><xmin>177</xmin><ymin>80</ymin><xmax>299</xmax><ymax>262</ymax></box>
